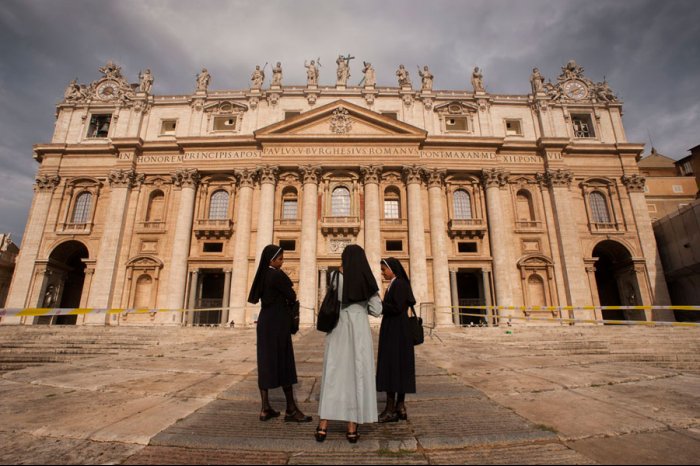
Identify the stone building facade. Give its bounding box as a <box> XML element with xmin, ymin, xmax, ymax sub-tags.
<box><xmin>2</xmin><ymin>59</ymin><xmax>672</xmax><ymax>327</ymax></box>
<box><xmin>0</xmin><ymin>234</ymin><xmax>19</xmax><ymax>308</ymax></box>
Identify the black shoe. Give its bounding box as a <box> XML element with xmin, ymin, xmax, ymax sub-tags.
<box><xmin>346</xmin><ymin>428</ymin><xmax>360</xmax><ymax>443</ymax></box>
<box><xmin>259</xmin><ymin>409</ymin><xmax>280</xmax><ymax>422</ymax></box>
<box><xmin>284</xmin><ymin>409</ymin><xmax>312</xmax><ymax>423</ymax></box>
<box><xmin>379</xmin><ymin>410</ymin><xmax>400</xmax><ymax>423</ymax></box>
<box><xmin>315</xmin><ymin>425</ymin><xmax>328</xmax><ymax>442</ymax></box>
<box><xmin>397</xmin><ymin>407</ymin><xmax>408</xmax><ymax>421</ymax></box>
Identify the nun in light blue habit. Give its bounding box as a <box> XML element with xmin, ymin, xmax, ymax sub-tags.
<box><xmin>315</xmin><ymin>244</ymin><xmax>382</xmax><ymax>443</ymax></box>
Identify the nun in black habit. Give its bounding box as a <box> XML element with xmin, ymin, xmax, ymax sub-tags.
<box><xmin>248</xmin><ymin>244</ymin><xmax>311</xmax><ymax>423</ymax></box>
<box><xmin>376</xmin><ymin>257</ymin><xmax>417</xmax><ymax>422</ymax></box>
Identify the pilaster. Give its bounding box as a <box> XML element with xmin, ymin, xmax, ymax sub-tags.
<box><xmin>426</xmin><ymin>168</ymin><xmax>452</xmax><ymax>326</ymax></box>
<box><xmin>403</xmin><ymin>165</ymin><xmax>429</xmax><ymax>305</ymax></box>
<box><xmin>298</xmin><ymin>166</ymin><xmax>321</xmax><ymax>324</ymax></box>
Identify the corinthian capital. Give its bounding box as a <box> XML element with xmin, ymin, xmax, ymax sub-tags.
<box><xmin>171</xmin><ymin>168</ymin><xmax>200</xmax><ymax>188</ymax></box>
<box><xmin>402</xmin><ymin>165</ymin><xmax>425</xmax><ymax>185</ymax></box>
<box><xmin>299</xmin><ymin>165</ymin><xmax>322</xmax><ymax>185</ymax></box>
<box><xmin>543</xmin><ymin>169</ymin><xmax>573</xmax><ymax>188</ymax></box>
<box><xmin>257</xmin><ymin>165</ymin><xmax>279</xmax><ymax>185</ymax></box>
<box><xmin>360</xmin><ymin>165</ymin><xmax>382</xmax><ymax>185</ymax></box>
<box><xmin>427</xmin><ymin>168</ymin><xmax>446</xmax><ymax>188</ymax></box>
<box><xmin>108</xmin><ymin>169</ymin><xmax>136</xmax><ymax>188</ymax></box>
<box><xmin>236</xmin><ymin>168</ymin><xmax>258</xmax><ymax>188</ymax></box>
<box><xmin>480</xmin><ymin>168</ymin><xmax>509</xmax><ymax>188</ymax></box>
<box><xmin>621</xmin><ymin>174</ymin><xmax>646</xmax><ymax>193</ymax></box>
<box><xmin>34</xmin><ymin>174</ymin><xmax>61</xmax><ymax>192</ymax></box>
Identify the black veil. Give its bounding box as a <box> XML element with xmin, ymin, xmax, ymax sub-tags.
<box><xmin>382</xmin><ymin>257</ymin><xmax>417</xmax><ymax>306</ymax></box>
<box><xmin>247</xmin><ymin>244</ymin><xmax>283</xmax><ymax>304</ymax></box>
<box><xmin>341</xmin><ymin>244</ymin><xmax>379</xmax><ymax>304</ymax></box>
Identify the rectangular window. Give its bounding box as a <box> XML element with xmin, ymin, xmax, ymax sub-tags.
<box><xmin>572</xmin><ymin>114</ymin><xmax>595</xmax><ymax>138</ymax></box>
<box><xmin>285</xmin><ymin>111</ymin><xmax>301</xmax><ymax>119</ymax></box>
<box><xmin>213</xmin><ymin>116</ymin><xmax>237</xmax><ymax>131</ymax></box>
<box><xmin>445</xmin><ymin>116</ymin><xmax>468</xmax><ymax>132</ymax></box>
<box><xmin>458</xmin><ymin>242</ymin><xmax>478</xmax><ymax>253</ymax></box>
<box><xmin>203</xmin><ymin>242</ymin><xmax>224</xmax><ymax>253</ymax></box>
<box><xmin>386</xmin><ymin>240</ymin><xmax>403</xmax><ymax>252</ymax></box>
<box><xmin>673</xmin><ymin>185</ymin><xmax>683</xmax><ymax>193</ymax></box>
<box><xmin>87</xmin><ymin>114</ymin><xmax>112</xmax><ymax>138</ymax></box>
<box><xmin>280</xmin><ymin>240</ymin><xmax>296</xmax><ymax>251</ymax></box>
<box><xmin>505</xmin><ymin>119</ymin><xmax>522</xmax><ymax>136</ymax></box>
<box><xmin>384</xmin><ymin>199</ymin><xmax>399</xmax><ymax>219</ymax></box>
<box><xmin>160</xmin><ymin>119</ymin><xmax>177</xmax><ymax>135</ymax></box>
<box><xmin>283</xmin><ymin>200</ymin><xmax>298</xmax><ymax>219</ymax></box>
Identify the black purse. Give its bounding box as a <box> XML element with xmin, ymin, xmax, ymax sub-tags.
<box><xmin>317</xmin><ymin>271</ymin><xmax>340</xmax><ymax>333</ymax></box>
<box><xmin>408</xmin><ymin>305</ymin><xmax>424</xmax><ymax>346</ymax></box>
<box><xmin>289</xmin><ymin>300</ymin><xmax>300</xmax><ymax>335</ymax></box>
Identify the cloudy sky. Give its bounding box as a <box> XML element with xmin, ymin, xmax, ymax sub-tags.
<box><xmin>1</xmin><ymin>0</ymin><xmax>699</xmax><ymax>243</ymax></box>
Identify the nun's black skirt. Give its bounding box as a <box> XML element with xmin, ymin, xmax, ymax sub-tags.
<box><xmin>257</xmin><ymin>304</ymin><xmax>298</xmax><ymax>390</ymax></box>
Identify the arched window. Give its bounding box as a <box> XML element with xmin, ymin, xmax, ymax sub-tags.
<box><xmin>590</xmin><ymin>191</ymin><xmax>611</xmax><ymax>223</ymax></box>
<box><xmin>282</xmin><ymin>187</ymin><xmax>298</xmax><ymax>220</ymax></box>
<box><xmin>146</xmin><ymin>190</ymin><xmax>165</xmax><ymax>222</ymax></box>
<box><xmin>331</xmin><ymin>186</ymin><xmax>351</xmax><ymax>217</ymax></box>
<box><xmin>134</xmin><ymin>274</ymin><xmax>153</xmax><ymax>309</ymax></box>
<box><xmin>208</xmin><ymin>190</ymin><xmax>229</xmax><ymax>220</ymax></box>
<box><xmin>453</xmin><ymin>190</ymin><xmax>472</xmax><ymax>220</ymax></box>
<box><xmin>516</xmin><ymin>190</ymin><xmax>535</xmax><ymax>222</ymax></box>
<box><xmin>527</xmin><ymin>274</ymin><xmax>546</xmax><ymax>307</ymax></box>
<box><xmin>72</xmin><ymin>192</ymin><xmax>92</xmax><ymax>224</ymax></box>
<box><xmin>384</xmin><ymin>187</ymin><xmax>401</xmax><ymax>219</ymax></box>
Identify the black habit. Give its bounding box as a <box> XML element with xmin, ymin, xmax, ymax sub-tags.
<box><xmin>376</xmin><ymin>259</ymin><xmax>416</xmax><ymax>394</ymax></box>
<box><xmin>249</xmin><ymin>245</ymin><xmax>298</xmax><ymax>390</ymax></box>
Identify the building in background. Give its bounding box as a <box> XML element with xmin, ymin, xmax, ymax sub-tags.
<box><xmin>638</xmin><ymin>148</ymin><xmax>696</xmax><ymax>221</ymax></box>
<box><xmin>1</xmin><ymin>59</ymin><xmax>673</xmax><ymax>327</ymax></box>
<box><xmin>0</xmin><ymin>234</ymin><xmax>19</xmax><ymax>308</ymax></box>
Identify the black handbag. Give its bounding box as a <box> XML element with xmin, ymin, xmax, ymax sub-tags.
<box><xmin>408</xmin><ymin>305</ymin><xmax>424</xmax><ymax>346</ymax></box>
<box><xmin>317</xmin><ymin>271</ymin><xmax>340</xmax><ymax>333</ymax></box>
<box><xmin>289</xmin><ymin>300</ymin><xmax>300</xmax><ymax>335</ymax></box>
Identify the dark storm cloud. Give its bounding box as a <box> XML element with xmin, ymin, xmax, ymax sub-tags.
<box><xmin>1</xmin><ymin>0</ymin><xmax>698</xmax><ymax>242</ymax></box>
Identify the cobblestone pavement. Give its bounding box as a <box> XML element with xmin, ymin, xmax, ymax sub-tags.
<box><xmin>0</xmin><ymin>325</ymin><xmax>698</xmax><ymax>464</ymax></box>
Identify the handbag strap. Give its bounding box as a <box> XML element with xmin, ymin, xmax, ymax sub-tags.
<box><xmin>409</xmin><ymin>305</ymin><xmax>417</xmax><ymax>318</ymax></box>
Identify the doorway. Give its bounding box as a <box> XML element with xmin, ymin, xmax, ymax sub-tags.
<box><xmin>36</xmin><ymin>241</ymin><xmax>89</xmax><ymax>325</ymax></box>
<box><xmin>456</xmin><ymin>270</ymin><xmax>486</xmax><ymax>325</ymax></box>
<box><xmin>593</xmin><ymin>240</ymin><xmax>645</xmax><ymax>322</ymax></box>
<box><xmin>194</xmin><ymin>270</ymin><xmax>224</xmax><ymax>326</ymax></box>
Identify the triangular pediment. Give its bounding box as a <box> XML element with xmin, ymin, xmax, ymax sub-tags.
<box><xmin>255</xmin><ymin>100</ymin><xmax>426</xmax><ymax>141</ymax></box>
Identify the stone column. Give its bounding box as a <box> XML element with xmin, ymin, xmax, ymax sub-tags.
<box><xmin>360</xmin><ymin>166</ymin><xmax>382</xmax><ymax>288</ymax></box>
<box><xmin>427</xmin><ymin>169</ymin><xmax>453</xmax><ymax>326</ymax></box>
<box><xmin>481</xmin><ymin>169</ymin><xmax>513</xmax><ymax>313</ymax></box>
<box><xmin>85</xmin><ymin>169</ymin><xmax>137</xmax><ymax>324</ymax></box>
<box><xmin>449</xmin><ymin>268</ymin><xmax>459</xmax><ymax>324</ymax></box>
<box><xmin>4</xmin><ymin>175</ymin><xmax>60</xmax><ymax>324</ymax></box>
<box><xmin>167</xmin><ymin>169</ymin><xmax>200</xmax><ymax>315</ymax></box>
<box><xmin>482</xmin><ymin>269</ymin><xmax>493</xmax><ymax>326</ymax></box>
<box><xmin>222</xmin><ymin>269</ymin><xmax>232</xmax><ymax>325</ymax></box>
<box><xmin>622</xmin><ymin>175</ymin><xmax>672</xmax><ymax>317</ymax></box>
<box><xmin>539</xmin><ymin>169</ymin><xmax>593</xmax><ymax>317</ymax></box>
<box><xmin>254</xmin><ymin>166</ymin><xmax>278</xmax><ymax>262</ymax></box>
<box><xmin>229</xmin><ymin>169</ymin><xmax>257</xmax><ymax>326</ymax></box>
<box><xmin>403</xmin><ymin>166</ymin><xmax>429</xmax><ymax>304</ymax></box>
<box><xmin>298</xmin><ymin>166</ymin><xmax>321</xmax><ymax>324</ymax></box>
<box><xmin>186</xmin><ymin>270</ymin><xmax>199</xmax><ymax>326</ymax></box>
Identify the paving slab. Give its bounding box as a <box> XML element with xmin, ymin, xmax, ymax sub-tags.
<box><xmin>124</xmin><ymin>446</ymin><xmax>289</xmax><ymax>465</ymax></box>
<box><xmin>426</xmin><ymin>443</ymin><xmax>596</xmax><ymax>465</ymax></box>
<box><xmin>567</xmin><ymin>429</ymin><xmax>700</xmax><ymax>464</ymax></box>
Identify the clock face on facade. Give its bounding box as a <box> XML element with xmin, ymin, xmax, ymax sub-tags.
<box><xmin>96</xmin><ymin>81</ymin><xmax>118</xmax><ymax>100</ymax></box>
<box><xmin>563</xmin><ymin>80</ymin><xmax>588</xmax><ymax>100</ymax></box>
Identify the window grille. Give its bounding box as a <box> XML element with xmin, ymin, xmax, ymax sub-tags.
<box><xmin>384</xmin><ymin>199</ymin><xmax>399</xmax><ymax>219</ymax></box>
<box><xmin>331</xmin><ymin>187</ymin><xmax>351</xmax><ymax>217</ymax></box>
<box><xmin>208</xmin><ymin>190</ymin><xmax>229</xmax><ymax>219</ymax></box>
<box><xmin>573</xmin><ymin>116</ymin><xmax>593</xmax><ymax>138</ymax></box>
<box><xmin>453</xmin><ymin>190</ymin><xmax>472</xmax><ymax>219</ymax></box>
<box><xmin>72</xmin><ymin>192</ymin><xmax>92</xmax><ymax>224</ymax></box>
<box><xmin>590</xmin><ymin>192</ymin><xmax>611</xmax><ymax>223</ymax></box>
<box><xmin>283</xmin><ymin>199</ymin><xmax>298</xmax><ymax>219</ymax></box>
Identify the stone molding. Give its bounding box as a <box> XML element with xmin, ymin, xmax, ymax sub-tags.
<box><xmin>108</xmin><ymin>169</ymin><xmax>137</xmax><ymax>188</ymax></box>
<box><xmin>427</xmin><ymin>168</ymin><xmax>447</xmax><ymax>188</ymax></box>
<box><xmin>34</xmin><ymin>174</ymin><xmax>61</xmax><ymax>192</ymax></box>
<box><xmin>537</xmin><ymin>169</ymin><xmax>573</xmax><ymax>188</ymax></box>
<box><xmin>360</xmin><ymin>165</ymin><xmax>382</xmax><ymax>185</ymax></box>
<box><xmin>480</xmin><ymin>168</ymin><xmax>509</xmax><ymax>188</ymax></box>
<box><xmin>171</xmin><ymin>169</ymin><xmax>200</xmax><ymax>189</ymax></box>
<box><xmin>236</xmin><ymin>168</ymin><xmax>258</xmax><ymax>188</ymax></box>
<box><xmin>258</xmin><ymin>166</ymin><xmax>279</xmax><ymax>185</ymax></box>
<box><xmin>299</xmin><ymin>165</ymin><xmax>322</xmax><ymax>185</ymax></box>
<box><xmin>621</xmin><ymin>174</ymin><xmax>646</xmax><ymax>193</ymax></box>
<box><xmin>402</xmin><ymin>165</ymin><xmax>425</xmax><ymax>185</ymax></box>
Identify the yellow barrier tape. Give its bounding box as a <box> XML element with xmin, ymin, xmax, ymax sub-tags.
<box><xmin>441</xmin><ymin>310</ymin><xmax>700</xmax><ymax>327</ymax></box>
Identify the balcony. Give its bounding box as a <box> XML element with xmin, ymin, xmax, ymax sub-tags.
<box><xmin>447</xmin><ymin>218</ymin><xmax>486</xmax><ymax>238</ymax></box>
<box><xmin>58</xmin><ymin>222</ymin><xmax>92</xmax><ymax>235</ymax></box>
<box><xmin>380</xmin><ymin>218</ymin><xmax>408</xmax><ymax>230</ymax></box>
<box><xmin>591</xmin><ymin>222</ymin><xmax>622</xmax><ymax>234</ymax></box>
<box><xmin>274</xmin><ymin>218</ymin><xmax>301</xmax><ymax>230</ymax></box>
<box><xmin>194</xmin><ymin>218</ymin><xmax>234</xmax><ymax>239</ymax></box>
<box><xmin>515</xmin><ymin>220</ymin><xmax>544</xmax><ymax>233</ymax></box>
<box><xmin>321</xmin><ymin>216</ymin><xmax>360</xmax><ymax>236</ymax></box>
<box><xmin>136</xmin><ymin>221</ymin><xmax>166</xmax><ymax>234</ymax></box>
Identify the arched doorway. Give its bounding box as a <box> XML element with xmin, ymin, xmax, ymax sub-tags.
<box><xmin>36</xmin><ymin>241</ymin><xmax>89</xmax><ymax>325</ymax></box>
<box><xmin>592</xmin><ymin>240</ymin><xmax>645</xmax><ymax>322</ymax></box>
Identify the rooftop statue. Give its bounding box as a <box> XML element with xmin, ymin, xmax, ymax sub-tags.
<box><xmin>305</xmin><ymin>59</ymin><xmax>320</xmax><ymax>86</ymax></box>
<box><xmin>271</xmin><ymin>62</ymin><xmax>283</xmax><ymax>86</ymax></box>
<box><xmin>63</xmin><ymin>79</ymin><xmax>84</xmax><ymax>102</ymax></box>
<box><xmin>251</xmin><ymin>65</ymin><xmax>265</xmax><ymax>90</ymax></box>
<box><xmin>560</xmin><ymin>60</ymin><xmax>584</xmax><ymax>81</ymax></box>
<box><xmin>336</xmin><ymin>54</ymin><xmax>354</xmax><ymax>86</ymax></box>
<box><xmin>196</xmin><ymin>68</ymin><xmax>210</xmax><ymax>92</ymax></box>
<box><xmin>361</xmin><ymin>61</ymin><xmax>376</xmax><ymax>87</ymax></box>
<box><xmin>471</xmin><ymin>67</ymin><xmax>485</xmax><ymax>92</ymax></box>
<box><xmin>530</xmin><ymin>67</ymin><xmax>544</xmax><ymax>94</ymax></box>
<box><xmin>418</xmin><ymin>65</ymin><xmax>434</xmax><ymax>91</ymax></box>
<box><xmin>396</xmin><ymin>64</ymin><xmax>411</xmax><ymax>88</ymax></box>
<box><xmin>139</xmin><ymin>69</ymin><xmax>153</xmax><ymax>94</ymax></box>
<box><xmin>99</xmin><ymin>60</ymin><xmax>123</xmax><ymax>79</ymax></box>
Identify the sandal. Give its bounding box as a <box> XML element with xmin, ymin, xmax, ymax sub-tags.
<box><xmin>346</xmin><ymin>428</ymin><xmax>360</xmax><ymax>444</ymax></box>
<box><xmin>259</xmin><ymin>409</ymin><xmax>280</xmax><ymax>422</ymax></box>
<box><xmin>284</xmin><ymin>409</ymin><xmax>312</xmax><ymax>423</ymax></box>
<box><xmin>314</xmin><ymin>425</ymin><xmax>328</xmax><ymax>442</ymax></box>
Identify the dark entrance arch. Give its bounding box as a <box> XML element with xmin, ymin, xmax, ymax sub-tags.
<box><xmin>592</xmin><ymin>240</ymin><xmax>645</xmax><ymax>322</ymax></box>
<box><xmin>36</xmin><ymin>241</ymin><xmax>89</xmax><ymax>325</ymax></box>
